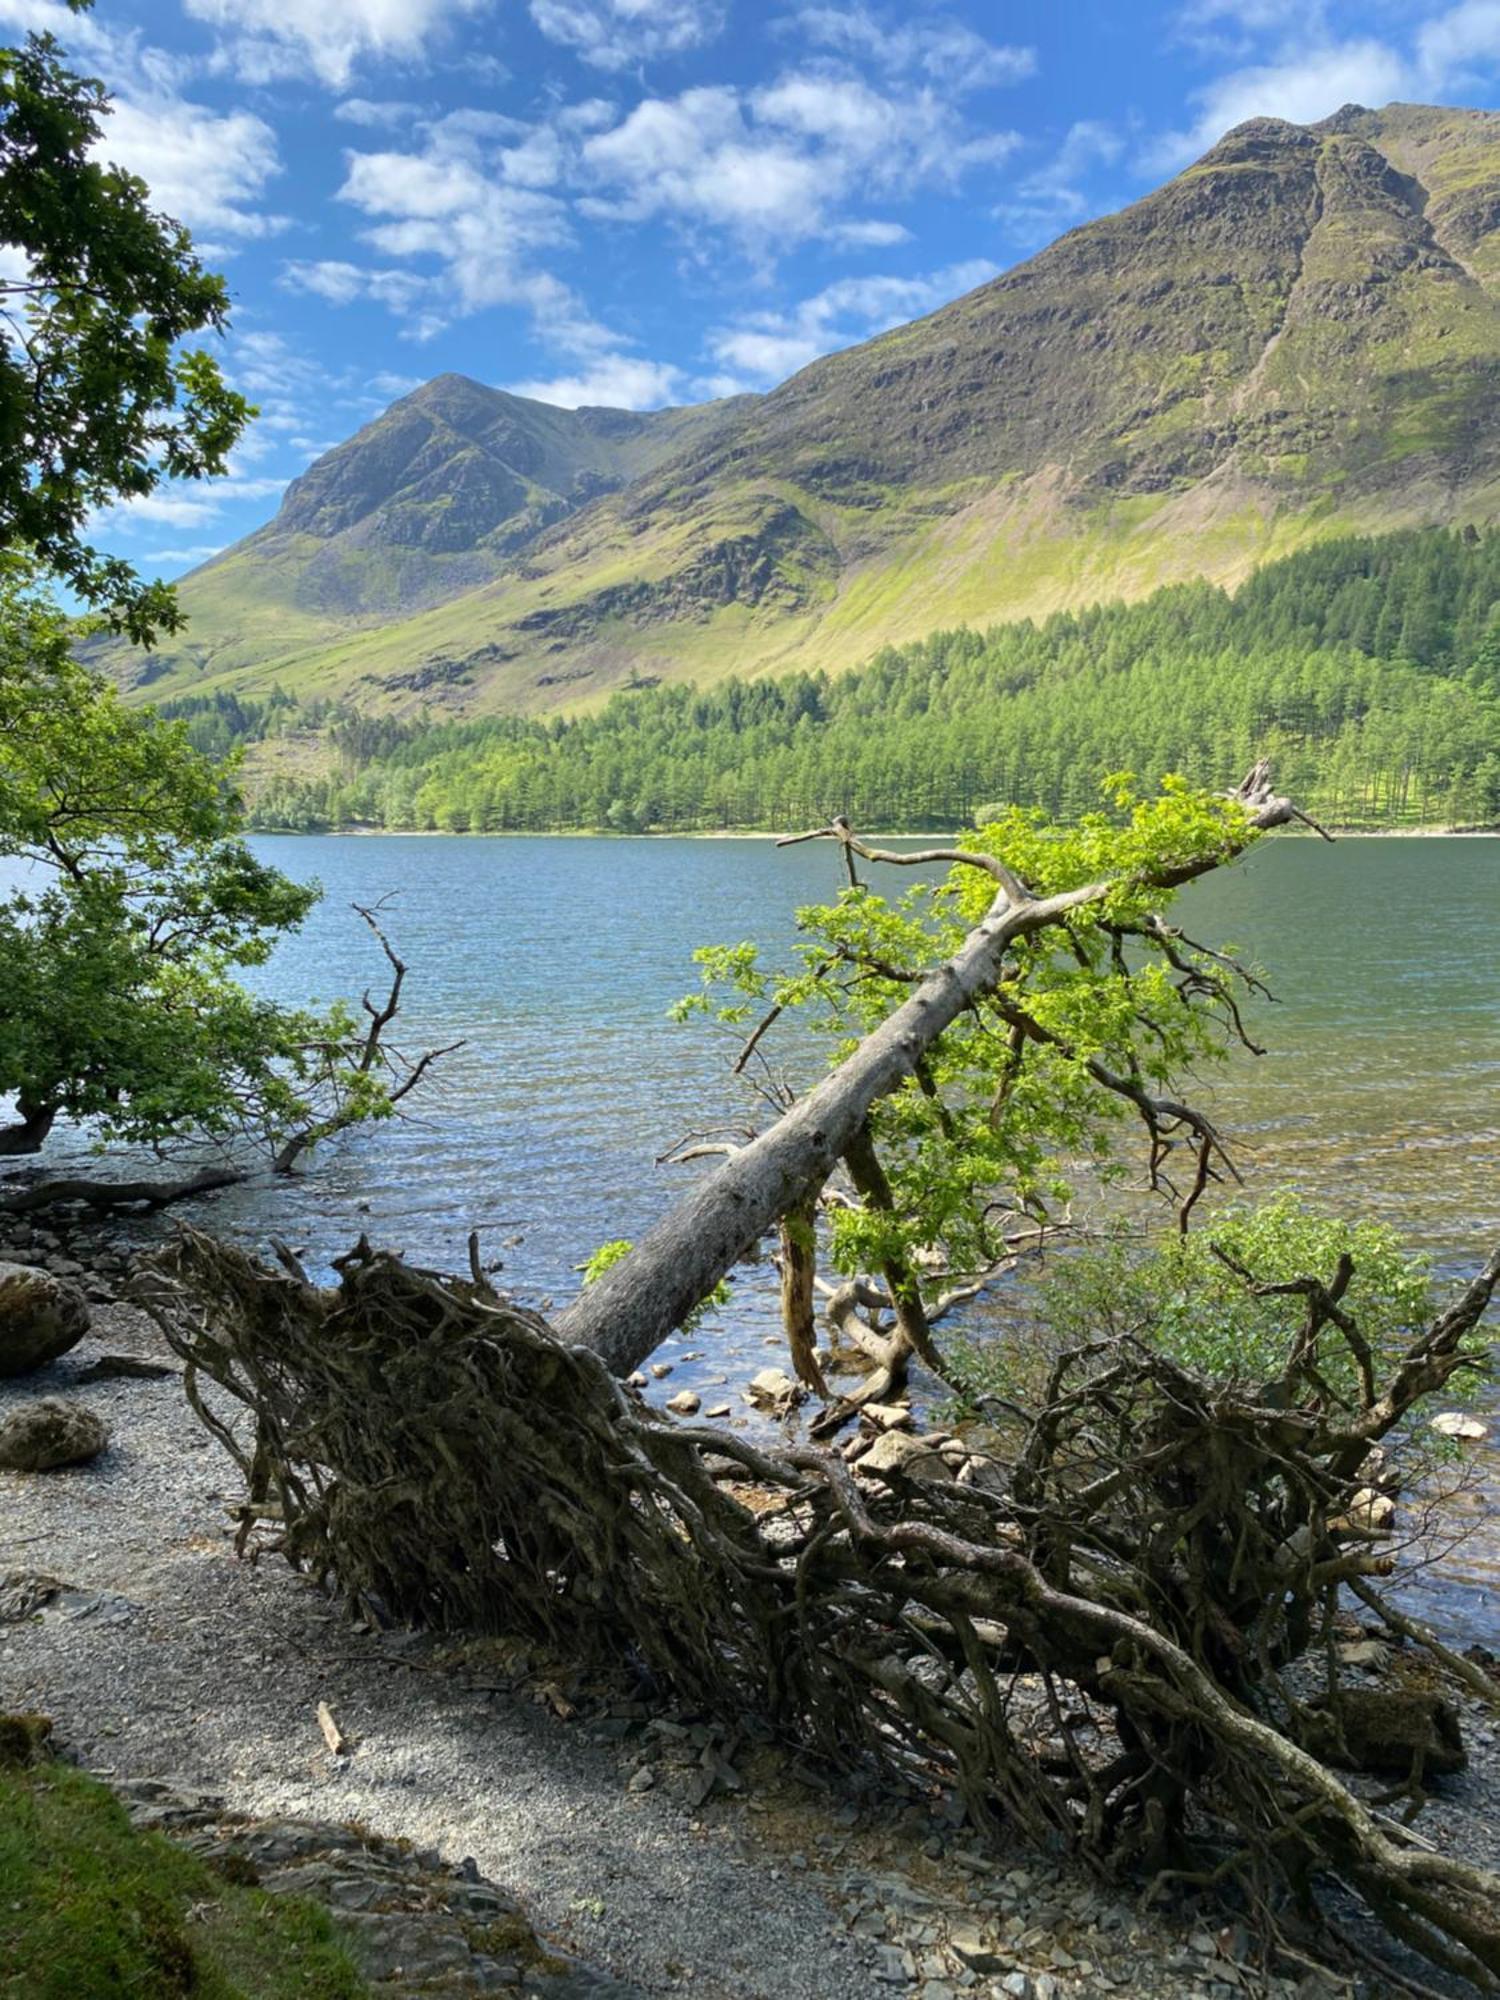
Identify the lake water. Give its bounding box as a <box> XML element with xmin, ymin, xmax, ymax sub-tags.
<box><xmin>10</xmin><ymin>832</ymin><xmax>1500</xmax><ymax>1636</ymax></box>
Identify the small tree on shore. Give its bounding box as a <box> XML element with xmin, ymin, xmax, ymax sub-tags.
<box><xmin>0</xmin><ymin>12</ymin><xmax>443</xmax><ymax>1199</ymax></box>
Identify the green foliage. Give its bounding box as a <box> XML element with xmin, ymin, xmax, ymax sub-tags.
<box><xmin>679</xmin><ymin>778</ymin><xmax>1267</xmax><ymax>1289</ymax></box>
<box><xmin>945</xmin><ymin>1199</ymin><xmax>1483</xmax><ymax>1456</ymax></box>
<box><xmin>582</xmin><ymin>1235</ymin><xmax>731</xmax><ymax>1335</ymax></box>
<box><xmin>0</xmin><ymin>565</ymin><xmax>393</xmax><ymax>1160</ymax></box>
<box><xmin>0</xmin><ymin>6</ymin><xmax>251</xmax><ymax>641</ymax></box>
<box><xmin>0</xmin><ymin>1754</ymin><xmax>367</xmax><ymax>1998</ymax></box>
<box><xmin>581</xmin><ymin>1238</ymin><xmax>633</xmax><ymax>1285</ymax></box>
<box><xmin>248</xmin><ymin>528</ymin><xmax>1500</xmax><ymax>835</ymax></box>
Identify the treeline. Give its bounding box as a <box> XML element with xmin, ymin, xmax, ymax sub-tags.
<box><xmin>243</xmin><ymin>527</ymin><xmax>1500</xmax><ymax>833</ymax></box>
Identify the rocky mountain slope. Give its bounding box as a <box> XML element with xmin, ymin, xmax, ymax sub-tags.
<box><xmin>124</xmin><ymin>102</ymin><xmax>1500</xmax><ymax>716</ymax></box>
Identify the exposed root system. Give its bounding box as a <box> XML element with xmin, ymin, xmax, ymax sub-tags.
<box><xmin>142</xmin><ymin>1230</ymin><xmax>1500</xmax><ymax>1992</ymax></box>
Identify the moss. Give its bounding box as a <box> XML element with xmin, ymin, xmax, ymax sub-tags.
<box><xmin>461</xmin><ymin>1911</ymin><xmax>568</xmax><ymax>1974</ymax></box>
<box><xmin>0</xmin><ymin>1712</ymin><xmax>53</xmax><ymax>1767</ymax></box>
<box><xmin>0</xmin><ymin>1758</ymin><xmax>368</xmax><ymax>1999</ymax></box>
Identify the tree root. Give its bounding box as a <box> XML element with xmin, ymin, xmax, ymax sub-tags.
<box><xmin>139</xmin><ymin>1229</ymin><xmax>1500</xmax><ymax>1992</ymax></box>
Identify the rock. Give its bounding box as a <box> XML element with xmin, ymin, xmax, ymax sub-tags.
<box><xmin>705</xmin><ymin>1402</ymin><xmax>732</xmax><ymax>1419</ymax></box>
<box><xmin>649</xmin><ymin>1362</ymin><xmax>674</xmax><ymax>1379</ymax></box>
<box><xmin>745</xmin><ymin>1366</ymin><xmax>803</xmax><ymax>1413</ymax></box>
<box><xmin>1330</xmin><ymin>1487</ymin><xmax>1396</xmax><ymax>1534</ymax></box>
<box><xmin>0</xmin><ymin>1261</ymin><xmax>90</xmax><ymax>1377</ymax></box>
<box><xmin>862</xmin><ymin>1403</ymin><xmax>913</xmax><ymax>1431</ymax></box>
<box><xmin>1430</xmin><ymin>1410</ymin><xmax>1487</xmax><ymax>1441</ymax></box>
<box><xmin>949</xmin><ymin>1926</ymin><xmax>1010</xmax><ymax>1975</ymax></box>
<box><xmin>1301</xmin><ymin>1687</ymin><xmax>1466</xmax><ymax>1777</ymax></box>
<box><xmin>1336</xmin><ymin>1638</ymin><xmax>1389</xmax><ymax>1672</ymax></box>
<box><xmin>856</xmin><ymin>1429</ymin><xmax>954</xmax><ymax>1484</ymax></box>
<box><xmin>0</xmin><ymin>1398</ymin><xmax>109</xmax><ymax>1470</ymax></box>
<box><xmin>626</xmin><ymin>1765</ymin><xmax>656</xmax><ymax>1793</ymax></box>
<box><xmin>666</xmin><ymin>1389</ymin><xmax>701</xmax><ymax>1416</ymax></box>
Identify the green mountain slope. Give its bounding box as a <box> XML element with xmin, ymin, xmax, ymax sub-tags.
<box><xmin>123</xmin><ymin>102</ymin><xmax>1500</xmax><ymax>717</ymax></box>
<box><xmin>194</xmin><ymin>528</ymin><xmax>1500</xmax><ymax>833</ymax></box>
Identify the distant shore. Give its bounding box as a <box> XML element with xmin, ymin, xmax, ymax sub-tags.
<box><xmin>248</xmin><ymin>822</ymin><xmax>1500</xmax><ymax>841</ymax></box>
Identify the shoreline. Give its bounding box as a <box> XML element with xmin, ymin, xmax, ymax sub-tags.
<box><xmin>248</xmin><ymin>822</ymin><xmax>1500</xmax><ymax>841</ymax></box>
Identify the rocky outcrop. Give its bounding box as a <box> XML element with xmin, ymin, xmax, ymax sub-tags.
<box><xmin>0</xmin><ymin>1261</ymin><xmax>90</xmax><ymax>1377</ymax></box>
<box><xmin>114</xmin><ymin>1780</ymin><xmax>643</xmax><ymax>1998</ymax></box>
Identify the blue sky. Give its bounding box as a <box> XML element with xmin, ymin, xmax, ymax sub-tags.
<box><xmin>7</xmin><ymin>0</ymin><xmax>1500</xmax><ymax>581</ymax></box>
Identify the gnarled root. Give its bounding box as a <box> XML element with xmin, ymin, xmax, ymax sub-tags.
<box><xmin>139</xmin><ymin>1229</ymin><xmax>1500</xmax><ymax>1991</ymax></box>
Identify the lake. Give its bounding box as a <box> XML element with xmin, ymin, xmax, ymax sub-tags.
<box><xmin>10</xmin><ymin>831</ymin><xmax>1500</xmax><ymax>1635</ymax></box>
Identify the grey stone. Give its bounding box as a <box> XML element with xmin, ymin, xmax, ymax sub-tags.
<box><xmin>0</xmin><ymin>1262</ymin><xmax>90</xmax><ymax>1376</ymax></box>
<box><xmin>0</xmin><ymin>1398</ymin><xmax>108</xmax><ymax>1470</ymax></box>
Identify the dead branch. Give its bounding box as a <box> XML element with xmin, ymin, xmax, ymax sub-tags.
<box><xmin>274</xmin><ymin>901</ymin><xmax>461</xmax><ymax>1175</ymax></box>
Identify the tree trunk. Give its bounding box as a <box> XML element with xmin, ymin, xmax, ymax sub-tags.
<box><xmin>0</xmin><ymin>1099</ymin><xmax>57</xmax><ymax>1156</ymax></box>
<box><xmin>557</xmin><ymin>770</ymin><xmax>1300</xmax><ymax>1376</ymax></box>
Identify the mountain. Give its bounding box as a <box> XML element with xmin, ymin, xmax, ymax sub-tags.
<box><xmin>122</xmin><ymin>102</ymin><xmax>1500</xmax><ymax>717</ymax></box>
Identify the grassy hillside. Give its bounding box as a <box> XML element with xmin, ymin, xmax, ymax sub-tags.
<box><xmin>113</xmin><ymin>104</ymin><xmax>1500</xmax><ymax>723</ymax></box>
<box><xmin>202</xmin><ymin>529</ymin><xmax>1500</xmax><ymax>833</ymax></box>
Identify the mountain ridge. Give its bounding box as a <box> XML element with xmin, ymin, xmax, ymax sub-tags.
<box><xmin>122</xmin><ymin>100</ymin><xmax>1500</xmax><ymax>716</ymax></box>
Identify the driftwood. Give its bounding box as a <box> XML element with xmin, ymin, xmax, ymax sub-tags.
<box><xmin>0</xmin><ymin>1166</ymin><xmax>242</xmax><ymax>1216</ymax></box>
<box><xmin>142</xmin><ymin>1229</ymin><xmax>1500</xmax><ymax>1991</ymax></box>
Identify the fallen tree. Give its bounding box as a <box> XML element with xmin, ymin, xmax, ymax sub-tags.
<box><xmin>137</xmin><ymin>769</ymin><xmax>1500</xmax><ymax>1990</ymax></box>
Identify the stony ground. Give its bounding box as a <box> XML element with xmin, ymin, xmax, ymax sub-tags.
<box><xmin>2</xmin><ymin>1229</ymin><xmax>1498</xmax><ymax>1999</ymax></box>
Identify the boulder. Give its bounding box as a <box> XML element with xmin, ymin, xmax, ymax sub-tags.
<box><xmin>0</xmin><ymin>1398</ymin><xmax>109</xmax><ymax>1471</ymax></box>
<box><xmin>0</xmin><ymin>1262</ymin><xmax>90</xmax><ymax>1377</ymax></box>
<box><xmin>1301</xmin><ymin>1687</ymin><xmax>1466</xmax><ymax>1778</ymax></box>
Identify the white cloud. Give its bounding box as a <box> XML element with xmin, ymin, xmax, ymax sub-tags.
<box><xmin>789</xmin><ymin>5</ymin><xmax>1036</xmax><ymax>91</ymax></box>
<box><xmin>995</xmin><ymin>119</ymin><xmax>1123</xmax><ymax>236</ymax></box>
<box><xmin>100</xmin><ymin>474</ymin><xmax>288</xmax><ymax>530</ymax></box>
<box><xmin>1153</xmin><ymin>0</ymin><xmax>1500</xmax><ymax>174</ymax></box>
<box><xmin>1418</xmin><ymin>1</ymin><xmax>1500</xmax><ymax>85</ymax></box>
<box><xmin>369</xmin><ymin>370</ymin><xmax>427</xmax><ymax>397</ymax></box>
<box><xmin>828</xmin><ymin>218</ymin><xmax>912</xmax><ymax>246</ymax></box>
<box><xmin>580</xmin><ymin>75</ymin><xmax>1020</xmax><ymax>248</ymax></box>
<box><xmin>336</xmin><ymin>140</ymin><xmax>593</xmax><ymax>340</ymax></box>
<box><xmin>144</xmin><ymin>543</ymin><xmax>227</xmax><ymax>563</ymax></box>
<box><xmin>508</xmin><ymin>355</ymin><xmax>686</xmax><ymax>407</ymax></box>
<box><xmin>708</xmin><ymin>257</ymin><xmax>997</xmax><ymax>384</ymax></box>
<box><xmin>184</xmin><ymin>0</ymin><xmax>489</xmax><ymax>91</ymax></box>
<box><xmin>334</xmin><ymin>97</ymin><xmax>425</xmax><ymax>128</ymax></box>
<box><xmin>281</xmin><ymin>257</ymin><xmax>433</xmax><ymax>318</ymax></box>
<box><xmin>1149</xmin><ymin>38</ymin><xmax>1411</xmax><ymax>169</ymax></box>
<box><xmin>0</xmin><ymin>2</ymin><xmax>286</xmax><ymax>242</ymax></box>
<box><xmin>530</xmin><ymin>0</ymin><xmax>726</xmax><ymax>71</ymax></box>
<box><xmin>100</xmin><ymin>96</ymin><xmax>285</xmax><ymax>240</ymax></box>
